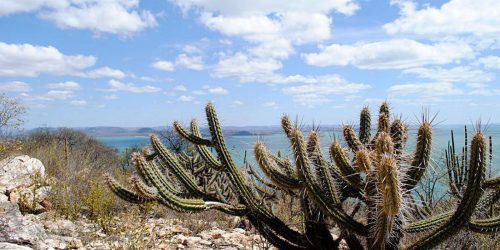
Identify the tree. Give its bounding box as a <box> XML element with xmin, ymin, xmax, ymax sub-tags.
<box><xmin>0</xmin><ymin>93</ymin><xmax>27</xmax><ymax>137</ymax></box>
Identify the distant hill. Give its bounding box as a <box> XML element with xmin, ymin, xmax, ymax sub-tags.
<box><xmin>28</xmin><ymin>124</ymin><xmax>352</xmax><ymax>138</ymax></box>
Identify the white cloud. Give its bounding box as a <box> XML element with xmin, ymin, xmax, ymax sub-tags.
<box><xmin>178</xmin><ymin>95</ymin><xmax>194</xmax><ymax>102</ymax></box>
<box><xmin>70</xmin><ymin>100</ymin><xmax>87</xmax><ymax>106</ymax></box>
<box><xmin>151</xmin><ymin>60</ymin><xmax>174</xmax><ymax>72</ymax></box>
<box><xmin>0</xmin><ymin>81</ymin><xmax>32</xmax><ymax>92</ymax></box>
<box><xmin>212</xmin><ymin>52</ymin><xmax>282</xmax><ymax>82</ymax></box>
<box><xmin>107</xmin><ymin>79</ymin><xmax>161</xmax><ymax>93</ymax></box>
<box><xmin>0</xmin><ymin>42</ymin><xmax>95</xmax><ymax>77</ymax></box>
<box><xmin>387</xmin><ymin>82</ymin><xmax>463</xmax><ymax>97</ymax></box>
<box><xmin>263</xmin><ymin>101</ymin><xmax>277</xmax><ymax>108</ymax></box>
<box><xmin>170</xmin><ymin>0</ymin><xmax>359</xmax><ymax>16</ymax></box>
<box><xmin>384</xmin><ymin>0</ymin><xmax>500</xmax><ymax>37</ymax></box>
<box><xmin>0</xmin><ymin>0</ymin><xmax>157</xmax><ymax>35</ymax></box>
<box><xmin>402</xmin><ymin>66</ymin><xmax>494</xmax><ymax>83</ymax></box>
<box><xmin>47</xmin><ymin>81</ymin><xmax>81</xmax><ymax>90</ymax></box>
<box><xmin>205</xmin><ymin>86</ymin><xmax>228</xmax><ymax>95</ymax></box>
<box><xmin>303</xmin><ymin>39</ymin><xmax>475</xmax><ymax>69</ymax></box>
<box><xmin>283</xmin><ymin>74</ymin><xmax>370</xmax><ymax>107</ymax></box>
<box><xmin>173</xmin><ymin>85</ymin><xmax>187</xmax><ymax>91</ymax></box>
<box><xmin>84</xmin><ymin>67</ymin><xmax>126</xmax><ymax>78</ymax></box>
<box><xmin>173</xmin><ymin>1</ymin><xmax>358</xmax><ymax>80</ymax></box>
<box><xmin>175</xmin><ymin>54</ymin><xmax>204</xmax><ymax>70</ymax></box>
<box><xmin>232</xmin><ymin>100</ymin><xmax>243</xmax><ymax>105</ymax></box>
<box><xmin>0</xmin><ymin>0</ymin><xmax>47</xmax><ymax>16</ymax></box>
<box><xmin>475</xmin><ymin>56</ymin><xmax>500</xmax><ymax>69</ymax></box>
<box><xmin>103</xmin><ymin>94</ymin><xmax>118</xmax><ymax>100</ymax></box>
<box><xmin>42</xmin><ymin>90</ymin><xmax>75</xmax><ymax>100</ymax></box>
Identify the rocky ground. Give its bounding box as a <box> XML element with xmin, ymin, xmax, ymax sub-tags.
<box><xmin>0</xmin><ymin>155</ymin><xmax>274</xmax><ymax>250</ymax></box>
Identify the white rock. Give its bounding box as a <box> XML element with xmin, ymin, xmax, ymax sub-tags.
<box><xmin>0</xmin><ymin>155</ymin><xmax>45</xmax><ymax>194</ymax></box>
<box><xmin>0</xmin><ymin>242</ymin><xmax>33</xmax><ymax>250</ymax></box>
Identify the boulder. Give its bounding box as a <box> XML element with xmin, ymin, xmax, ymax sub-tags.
<box><xmin>0</xmin><ymin>242</ymin><xmax>33</xmax><ymax>250</ymax></box>
<box><xmin>0</xmin><ymin>155</ymin><xmax>45</xmax><ymax>194</ymax></box>
<box><xmin>0</xmin><ymin>197</ymin><xmax>47</xmax><ymax>246</ymax></box>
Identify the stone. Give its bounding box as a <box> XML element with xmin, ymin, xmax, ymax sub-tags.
<box><xmin>0</xmin><ymin>155</ymin><xmax>45</xmax><ymax>194</ymax></box>
<box><xmin>0</xmin><ymin>199</ymin><xmax>47</xmax><ymax>246</ymax></box>
<box><xmin>0</xmin><ymin>242</ymin><xmax>33</xmax><ymax>250</ymax></box>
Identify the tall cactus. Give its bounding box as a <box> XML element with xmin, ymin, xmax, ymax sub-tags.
<box><xmin>105</xmin><ymin>102</ymin><xmax>499</xmax><ymax>249</ymax></box>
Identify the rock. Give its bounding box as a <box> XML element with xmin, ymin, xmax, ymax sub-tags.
<box><xmin>0</xmin><ymin>242</ymin><xmax>33</xmax><ymax>250</ymax></box>
<box><xmin>0</xmin><ymin>197</ymin><xmax>47</xmax><ymax>246</ymax></box>
<box><xmin>43</xmin><ymin>219</ymin><xmax>76</xmax><ymax>236</ymax></box>
<box><xmin>0</xmin><ymin>155</ymin><xmax>45</xmax><ymax>194</ymax></box>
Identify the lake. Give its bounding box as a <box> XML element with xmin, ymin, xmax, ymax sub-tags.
<box><xmin>98</xmin><ymin>124</ymin><xmax>500</xmax><ymax>176</ymax></box>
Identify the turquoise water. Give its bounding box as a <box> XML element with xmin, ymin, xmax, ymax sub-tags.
<box><xmin>98</xmin><ymin>124</ymin><xmax>500</xmax><ymax>176</ymax></box>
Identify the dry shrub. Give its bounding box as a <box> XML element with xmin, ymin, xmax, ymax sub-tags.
<box><xmin>16</xmin><ymin>128</ymin><xmax>132</xmax><ymax>228</ymax></box>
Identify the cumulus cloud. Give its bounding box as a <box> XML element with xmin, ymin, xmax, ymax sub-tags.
<box><xmin>402</xmin><ymin>66</ymin><xmax>494</xmax><ymax>83</ymax></box>
<box><xmin>41</xmin><ymin>90</ymin><xmax>75</xmax><ymax>100</ymax></box>
<box><xmin>387</xmin><ymin>82</ymin><xmax>463</xmax><ymax>98</ymax></box>
<box><xmin>0</xmin><ymin>42</ymin><xmax>95</xmax><ymax>77</ymax></box>
<box><xmin>204</xmin><ymin>86</ymin><xmax>228</xmax><ymax>95</ymax></box>
<box><xmin>384</xmin><ymin>0</ymin><xmax>500</xmax><ymax>36</ymax></box>
<box><xmin>475</xmin><ymin>56</ymin><xmax>500</xmax><ymax>69</ymax></box>
<box><xmin>177</xmin><ymin>95</ymin><xmax>194</xmax><ymax>102</ymax></box>
<box><xmin>211</xmin><ymin>53</ymin><xmax>282</xmax><ymax>82</ymax></box>
<box><xmin>283</xmin><ymin>74</ymin><xmax>370</xmax><ymax>107</ymax></box>
<box><xmin>170</xmin><ymin>0</ymin><xmax>359</xmax><ymax>16</ymax></box>
<box><xmin>168</xmin><ymin>1</ymin><xmax>360</xmax><ymax>81</ymax></box>
<box><xmin>173</xmin><ymin>85</ymin><xmax>187</xmax><ymax>91</ymax></box>
<box><xmin>151</xmin><ymin>60</ymin><xmax>174</xmax><ymax>72</ymax></box>
<box><xmin>175</xmin><ymin>54</ymin><xmax>204</xmax><ymax>70</ymax></box>
<box><xmin>152</xmin><ymin>54</ymin><xmax>205</xmax><ymax>72</ymax></box>
<box><xmin>107</xmin><ymin>79</ymin><xmax>161</xmax><ymax>93</ymax></box>
<box><xmin>0</xmin><ymin>81</ymin><xmax>32</xmax><ymax>92</ymax></box>
<box><xmin>47</xmin><ymin>81</ymin><xmax>81</xmax><ymax>90</ymax></box>
<box><xmin>303</xmin><ymin>39</ymin><xmax>475</xmax><ymax>69</ymax></box>
<box><xmin>84</xmin><ymin>67</ymin><xmax>126</xmax><ymax>78</ymax></box>
<box><xmin>0</xmin><ymin>0</ymin><xmax>157</xmax><ymax>35</ymax></box>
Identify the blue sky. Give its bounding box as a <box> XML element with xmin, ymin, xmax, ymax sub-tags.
<box><xmin>0</xmin><ymin>0</ymin><xmax>499</xmax><ymax>128</ymax></box>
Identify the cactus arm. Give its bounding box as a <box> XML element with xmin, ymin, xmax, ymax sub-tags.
<box><xmin>151</xmin><ymin>159</ymin><xmax>186</xmax><ymax>196</ymax></box>
<box><xmin>103</xmin><ymin>174</ymin><xmax>156</xmax><ymax>204</ymax></box>
<box><xmin>269</xmin><ymin>154</ymin><xmax>295</xmax><ymax>176</ymax></box>
<box><xmin>372</xmin><ymin>155</ymin><xmax>402</xmax><ymax>249</ymax></box>
<box><xmin>330</xmin><ymin>141</ymin><xmax>363</xmax><ymax>190</ymax></box>
<box><xmin>468</xmin><ymin>216</ymin><xmax>500</xmax><ymax>233</ymax></box>
<box><xmin>130</xmin><ymin>176</ymin><xmax>158</xmax><ymax>200</ymax></box>
<box><xmin>405</xmin><ymin>211</ymin><xmax>454</xmax><ymax>233</ymax></box>
<box><xmin>245</xmin><ymin>163</ymin><xmax>279</xmax><ymax>190</ymax></box>
<box><xmin>359</xmin><ymin>106</ymin><xmax>371</xmax><ymax>145</ymax></box>
<box><xmin>150</xmin><ymin>134</ymin><xmax>208</xmax><ymax>198</ymax></box>
<box><xmin>290</xmin><ymin>128</ymin><xmax>367</xmax><ymax>235</ymax></box>
<box><xmin>189</xmin><ymin>119</ymin><xmax>224</xmax><ymax>170</ymax></box>
<box><xmin>404</xmin><ymin>122</ymin><xmax>432</xmax><ymax>191</ymax></box>
<box><xmin>343</xmin><ymin>125</ymin><xmax>364</xmax><ymax>153</ymax></box>
<box><xmin>173</xmin><ymin>121</ymin><xmax>212</xmax><ymax>146</ymax></box>
<box><xmin>254</xmin><ymin>142</ymin><xmax>303</xmax><ymax>190</ymax></box>
<box><xmin>476</xmin><ymin>189</ymin><xmax>500</xmax><ymax>215</ymax></box>
<box><xmin>408</xmin><ymin>132</ymin><xmax>486</xmax><ymax>250</ymax></box>
<box><xmin>484</xmin><ymin>175</ymin><xmax>500</xmax><ymax>189</ymax></box>
<box><xmin>307</xmin><ymin>131</ymin><xmax>341</xmax><ymax>204</ymax></box>
<box><xmin>390</xmin><ymin>119</ymin><xmax>407</xmax><ymax>155</ymax></box>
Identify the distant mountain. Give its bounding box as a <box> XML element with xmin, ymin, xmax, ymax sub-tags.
<box><xmin>28</xmin><ymin>124</ymin><xmax>353</xmax><ymax>138</ymax></box>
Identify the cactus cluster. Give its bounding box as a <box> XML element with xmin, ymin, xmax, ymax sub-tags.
<box><xmin>105</xmin><ymin>102</ymin><xmax>499</xmax><ymax>249</ymax></box>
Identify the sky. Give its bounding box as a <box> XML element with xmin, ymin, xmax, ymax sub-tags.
<box><xmin>0</xmin><ymin>0</ymin><xmax>499</xmax><ymax>128</ymax></box>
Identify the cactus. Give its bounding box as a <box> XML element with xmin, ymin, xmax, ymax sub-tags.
<box><xmin>105</xmin><ymin>102</ymin><xmax>499</xmax><ymax>249</ymax></box>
